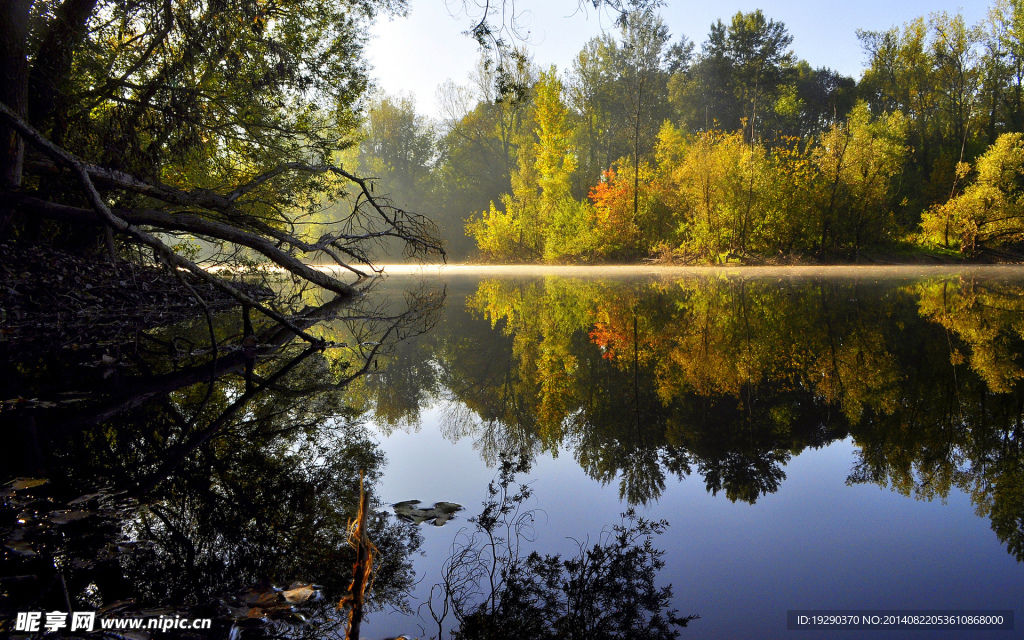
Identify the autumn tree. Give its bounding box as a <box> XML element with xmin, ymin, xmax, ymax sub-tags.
<box><xmin>810</xmin><ymin>103</ymin><xmax>909</xmax><ymax>256</ymax></box>
<box><xmin>920</xmin><ymin>132</ymin><xmax>1024</xmax><ymax>253</ymax></box>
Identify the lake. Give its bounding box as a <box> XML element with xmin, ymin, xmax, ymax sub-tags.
<box><xmin>2</xmin><ymin>266</ymin><xmax>1023</xmax><ymax>639</ymax></box>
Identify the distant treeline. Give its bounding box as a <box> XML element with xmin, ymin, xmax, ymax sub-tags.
<box><xmin>356</xmin><ymin>2</ymin><xmax>1024</xmax><ymax>262</ymax></box>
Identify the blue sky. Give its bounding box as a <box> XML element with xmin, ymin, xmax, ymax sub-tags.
<box><xmin>366</xmin><ymin>0</ymin><xmax>988</xmax><ymax>118</ymax></box>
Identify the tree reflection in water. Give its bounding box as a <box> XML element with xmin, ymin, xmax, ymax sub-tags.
<box><xmin>362</xmin><ymin>274</ymin><xmax>1024</xmax><ymax>563</ymax></box>
<box><xmin>5</xmin><ymin>273</ymin><xmax>1024</xmax><ymax>638</ymax></box>
<box><xmin>424</xmin><ymin>458</ymin><xmax>699</xmax><ymax>640</ymax></box>
<box><xmin>1</xmin><ymin>285</ymin><xmax>443</xmax><ymax>636</ymax></box>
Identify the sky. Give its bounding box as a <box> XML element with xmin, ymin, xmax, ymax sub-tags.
<box><xmin>365</xmin><ymin>0</ymin><xmax>988</xmax><ymax>119</ymax></box>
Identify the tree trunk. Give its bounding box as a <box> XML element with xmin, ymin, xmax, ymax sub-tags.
<box><xmin>0</xmin><ymin>0</ymin><xmax>31</xmax><ymax>190</ymax></box>
<box><xmin>27</xmin><ymin>0</ymin><xmax>100</xmax><ymax>132</ymax></box>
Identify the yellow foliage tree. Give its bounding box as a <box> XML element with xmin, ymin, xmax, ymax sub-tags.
<box><xmin>920</xmin><ymin>132</ymin><xmax>1024</xmax><ymax>254</ymax></box>
<box><xmin>467</xmin><ymin>66</ymin><xmax>598</xmax><ymax>262</ymax></box>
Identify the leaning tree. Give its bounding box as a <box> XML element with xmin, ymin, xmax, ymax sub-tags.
<box><xmin>0</xmin><ymin>0</ymin><xmax>445</xmax><ymax>341</ymax></box>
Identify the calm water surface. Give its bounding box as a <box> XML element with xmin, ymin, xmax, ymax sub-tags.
<box><xmin>2</xmin><ymin>267</ymin><xmax>1023</xmax><ymax>639</ymax></box>
<box><xmin>360</xmin><ymin>268</ymin><xmax>1024</xmax><ymax>639</ymax></box>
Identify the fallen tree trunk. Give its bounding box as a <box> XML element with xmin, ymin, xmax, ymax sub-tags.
<box><xmin>5</xmin><ymin>191</ymin><xmax>357</xmax><ymax>297</ymax></box>
<box><xmin>0</xmin><ymin>99</ymin><xmax>445</xmax><ymax>342</ymax></box>
<box><xmin>0</xmin><ymin>100</ymin><xmax>329</xmax><ymax>342</ymax></box>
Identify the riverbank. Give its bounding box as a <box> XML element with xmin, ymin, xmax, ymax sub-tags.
<box><xmin>362</xmin><ymin>263</ymin><xmax>1024</xmax><ymax>282</ymax></box>
<box><xmin>0</xmin><ymin>242</ymin><xmax>270</xmax><ymax>355</ymax></box>
<box><xmin>360</xmin><ymin>244</ymin><xmax>1024</xmax><ymax>274</ymax></box>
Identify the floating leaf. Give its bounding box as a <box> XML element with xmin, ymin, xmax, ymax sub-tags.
<box><xmin>4</xmin><ymin>477</ymin><xmax>48</xmax><ymax>491</ymax></box>
<box><xmin>47</xmin><ymin>510</ymin><xmax>92</xmax><ymax>524</ymax></box>
<box><xmin>281</xmin><ymin>584</ymin><xmax>320</xmax><ymax>604</ymax></box>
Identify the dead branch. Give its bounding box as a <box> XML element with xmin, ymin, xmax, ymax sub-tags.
<box><xmin>23</xmin><ymin>157</ymin><xmax>446</xmax><ymax>269</ymax></box>
<box><xmin>340</xmin><ymin>471</ymin><xmax>376</xmax><ymax>640</ymax></box>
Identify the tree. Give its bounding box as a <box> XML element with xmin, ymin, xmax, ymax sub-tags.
<box><xmin>671</xmin><ymin>11</ymin><xmax>794</xmax><ymax>141</ymax></box>
<box><xmin>360</xmin><ymin>95</ymin><xmax>436</xmax><ymax>200</ymax></box>
<box><xmin>1</xmin><ymin>0</ymin><xmax>443</xmax><ymax>343</ymax></box>
<box><xmin>654</xmin><ymin>126</ymin><xmax>766</xmax><ymax>259</ymax></box>
<box><xmin>453</xmin><ymin>0</ymin><xmax>664</xmax><ymax>96</ymax></box>
<box><xmin>920</xmin><ymin>132</ymin><xmax>1024</xmax><ymax>253</ymax></box>
<box><xmin>0</xmin><ymin>0</ymin><xmax>31</xmax><ymax>189</ymax></box>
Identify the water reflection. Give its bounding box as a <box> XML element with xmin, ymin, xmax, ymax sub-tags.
<box><xmin>1</xmin><ymin>288</ymin><xmax>442</xmax><ymax>636</ymax></box>
<box><xmin>421</xmin><ymin>458</ymin><xmax>698</xmax><ymax>640</ymax></box>
<box><xmin>363</xmin><ymin>275</ymin><xmax>1024</xmax><ymax>563</ymax></box>
<box><xmin>4</xmin><ymin>271</ymin><xmax>1024</xmax><ymax>638</ymax></box>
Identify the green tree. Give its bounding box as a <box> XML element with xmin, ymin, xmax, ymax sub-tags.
<box><xmin>859</xmin><ymin>12</ymin><xmax>985</xmax><ymax>217</ymax></box>
<box><xmin>360</xmin><ymin>95</ymin><xmax>436</xmax><ymax>201</ymax></box>
<box><xmin>984</xmin><ymin>0</ymin><xmax>1024</xmax><ymax>139</ymax></box>
<box><xmin>0</xmin><ymin>0</ymin><xmax>442</xmax><ymax>327</ymax></box>
<box><xmin>778</xmin><ymin>61</ymin><xmax>857</xmax><ymax>139</ymax></box>
<box><xmin>670</xmin><ymin>11</ymin><xmax>794</xmax><ymax>141</ymax></box>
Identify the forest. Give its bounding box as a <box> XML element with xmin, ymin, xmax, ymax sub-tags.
<box><xmin>357</xmin><ymin>1</ymin><xmax>1024</xmax><ymax>263</ymax></box>
<box><xmin>4</xmin><ymin>1</ymin><xmax>1024</xmax><ymax>273</ymax></box>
